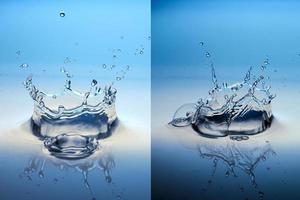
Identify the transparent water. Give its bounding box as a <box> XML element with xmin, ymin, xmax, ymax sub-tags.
<box><xmin>23</xmin><ymin>67</ymin><xmax>118</xmax><ymax>158</ymax></box>
<box><xmin>170</xmin><ymin>51</ymin><xmax>275</xmax><ymax>138</ymax></box>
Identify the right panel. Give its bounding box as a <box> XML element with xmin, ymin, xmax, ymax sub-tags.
<box><xmin>151</xmin><ymin>0</ymin><xmax>300</xmax><ymax>200</ymax></box>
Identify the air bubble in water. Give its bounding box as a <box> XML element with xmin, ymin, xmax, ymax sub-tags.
<box><xmin>199</xmin><ymin>42</ymin><xmax>204</xmax><ymax>46</ymax></box>
<box><xmin>205</xmin><ymin>52</ymin><xmax>210</xmax><ymax>57</ymax></box>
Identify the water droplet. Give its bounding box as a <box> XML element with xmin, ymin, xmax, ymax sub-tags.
<box><xmin>199</xmin><ymin>42</ymin><xmax>204</xmax><ymax>46</ymax></box>
<box><xmin>205</xmin><ymin>52</ymin><xmax>210</xmax><ymax>57</ymax></box>
<box><xmin>140</xmin><ymin>50</ymin><xmax>144</xmax><ymax>54</ymax></box>
<box><xmin>264</xmin><ymin>59</ymin><xmax>269</xmax><ymax>65</ymax></box>
<box><xmin>102</xmin><ymin>64</ymin><xmax>107</xmax><ymax>69</ymax></box>
<box><xmin>20</xmin><ymin>63</ymin><xmax>29</xmax><ymax>68</ymax></box>
<box><xmin>38</xmin><ymin>171</ymin><xmax>44</xmax><ymax>178</ymax></box>
<box><xmin>91</xmin><ymin>79</ymin><xmax>97</xmax><ymax>87</ymax></box>
<box><xmin>116</xmin><ymin>77</ymin><xmax>122</xmax><ymax>81</ymax></box>
<box><xmin>60</xmin><ymin>67</ymin><xmax>66</xmax><ymax>73</ymax></box>
<box><xmin>60</xmin><ymin>12</ymin><xmax>65</xmax><ymax>17</ymax></box>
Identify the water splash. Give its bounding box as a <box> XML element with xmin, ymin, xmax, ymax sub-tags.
<box><xmin>170</xmin><ymin>52</ymin><xmax>275</xmax><ymax>138</ymax></box>
<box><xmin>24</xmin><ymin>68</ymin><xmax>117</xmax><ymax>158</ymax></box>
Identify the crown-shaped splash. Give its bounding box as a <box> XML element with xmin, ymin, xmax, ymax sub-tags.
<box><xmin>24</xmin><ymin>68</ymin><xmax>118</xmax><ymax>159</ymax></box>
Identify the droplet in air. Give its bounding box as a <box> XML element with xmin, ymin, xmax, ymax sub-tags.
<box><xmin>91</xmin><ymin>79</ymin><xmax>97</xmax><ymax>86</ymax></box>
<box><xmin>116</xmin><ymin>77</ymin><xmax>122</xmax><ymax>81</ymax></box>
<box><xmin>60</xmin><ymin>12</ymin><xmax>65</xmax><ymax>17</ymax></box>
<box><xmin>20</xmin><ymin>63</ymin><xmax>29</xmax><ymax>68</ymax></box>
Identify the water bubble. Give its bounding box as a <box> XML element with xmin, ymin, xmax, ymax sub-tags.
<box><xmin>60</xmin><ymin>67</ymin><xmax>66</xmax><ymax>73</ymax></box>
<box><xmin>264</xmin><ymin>59</ymin><xmax>269</xmax><ymax>65</ymax></box>
<box><xmin>140</xmin><ymin>50</ymin><xmax>144</xmax><ymax>55</ymax></box>
<box><xmin>170</xmin><ymin>103</ymin><xmax>197</xmax><ymax>127</ymax></box>
<box><xmin>59</xmin><ymin>12</ymin><xmax>65</xmax><ymax>17</ymax></box>
<box><xmin>38</xmin><ymin>171</ymin><xmax>44</xmax><ymax>178</ymax></box>
<box><xmin>102</xmin><ymin>64</ymin><xmax>107</xmax><ymax>69</ymax></box>
<box><xmin>205</xmin><ymin>52</ymin><xmax>210</xmax><ymax>57</ymax></box>
<box><xmin>116</xmin><ymin>77</ymin><xmax>122</xmax><ymax>81</ymax></box>
<box><xmin>91</xmin><ymin>79</ymin><xmax>97</xmax><ymax>87</ymax></box>
<box><xmin>199</xmin><ymin>42</ymin><xmax>204</xmax><ymax>46</ymax></box>
<box><xmin>19</xmin><ymin>63</ymin><xmax>29</xmax><ymax>68</ymax></box>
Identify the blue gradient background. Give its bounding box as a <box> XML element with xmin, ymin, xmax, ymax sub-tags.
<box><xmin>152</xmin><ymin>0</ymin><xmax>300</xmax><ymax>200</ymax></box>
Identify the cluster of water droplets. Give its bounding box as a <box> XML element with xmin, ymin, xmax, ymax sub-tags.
<box><xmin>170</xmin><ymin>43</ymin><xmax>276</xmax><ymax>138</ymax></box>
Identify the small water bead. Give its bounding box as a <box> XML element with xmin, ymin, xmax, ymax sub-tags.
<box><xmin>20</xmin><ymin>63</ymin><xmax>29</xmax><ymax>68</ymax></box>
<box><xmin>264</xmin><ymin>59</ymin><xmax>270</xmax><ymax>65</ymax></box>
<box><xmin>102</xmin><ymin>64</ymin><xmax>107</xmax><ymax>69</ymax></box>
<box><xmin>60</xmin><ymin>67</ymin><xmax>66</xmax><ymax>73</ymax></box>
<box><xmin>116</xmin><ymin>77</ymin><xmax>122</xmax><ymax>81</ymax></box>
<box><xmin>91</xmin><ymin>79</ymin><xmax>97</xmax><ymax>87</ymax></box>
<box><xmin>205</xmin><ymin>52</ymin><xmax>211</xmax><ymax>57</ymax></box>
<box><xmin>199</xmin><ymin>42</ymin><xmax>204</xmax><ymax>46</ymax></box>
<box><xmin>59</xmin><ymin>12</ymin><xmax>65</xmax><ymax>17</ymax></box>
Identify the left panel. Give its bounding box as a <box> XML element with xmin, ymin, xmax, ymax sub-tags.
<box><xmin>0</xmin><ymin>1</ymin><xmax>150</xmax><ymax>200</ymax></box>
